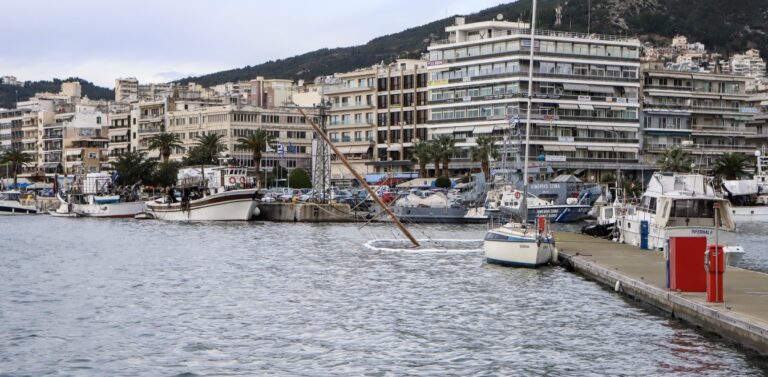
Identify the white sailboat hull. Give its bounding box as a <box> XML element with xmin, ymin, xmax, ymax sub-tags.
<box><xmin>484</xmin><ymin>228</ymin><xmax>552</xmax><ymax>268</ymax></box>
<box><xmin>146</xmin><ymin>189</ymin><xmax>259</xmax><ymax>221</ymax></box>
<box><xmin>70</xmin><ymin>202</ymin><xmax>146</xmax><ymax>218</ymax></box>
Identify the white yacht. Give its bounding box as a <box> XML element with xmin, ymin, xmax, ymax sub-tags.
<box><xmin>145</xmin><ymin>167</ymin><xmax>260</xmax><ymax>221</ymax></box>
<box><xmin>617</xmin><ymin>173</ymin><xmax>745</xmax><ymax>265</ymax></box>
<box><xmin>721</xmin><ymin>152</ymin><xmax>768</xmax><ymax>223</ymax></box>
<box><xmin>484</xmin><ymin>221</ymin><xmax>554</xmax><ymax>268</ymax></box>
<box><xmin>49</xmin><ymin>173</ymin><xmax>145</xmax><ymax>218</ymax></box>
<box><xmin>0</xmin><ymin>190</ymin><xmax>38</xmax><ymax>215</ymax></box>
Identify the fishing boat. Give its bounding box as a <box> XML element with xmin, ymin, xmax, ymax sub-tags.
<box><xmin>48</xmin><ymin>173</ymin><xmax>145</xmax><ymax>218</ymax></box>
<box><xmin>0</xmin><ymin>190</ymin><xmax>38</xmax><ymax>215</ymax></box>
<box><xmin>721</xmin><ymin>151</ymin><xmax>768</xmax><ymax>223</ymax></box>
<box><xmin>617</xmin><ymin>173</ymin><xmax>745</xmax><ymax>266</ymax></box>
<box><xmin>489</xmin><ymin>185</ymin><xmax>598</xmax><ymax>223</ymax></box>
<box><xmin>144</xmin><ymin>167</ymin><xmax>261</xmax><ymax>221</ymax></box>
<box><xmin>484</xmin><ymin>0</ymin><xmax>554</xmax><ymax>268</ymax></box>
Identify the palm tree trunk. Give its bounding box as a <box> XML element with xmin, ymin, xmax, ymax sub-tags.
<box><xmin>12</xmin><ymin>163</ymin><xmax>18</xmax><ymax>188</ymax></box>
<box><xmin>481</xmin><ymin>160</ymin><xmax>489</xmax><ymax>180</ymax></box>
<box><xmin>253</xmin><ymin>152</ymin><xmax>261</xmax><ymax>188</ymax></box>
<box><xmin>433</xmin><ymin>160</ymin><xmax>439</xmax><ymax>178</ymax></box>
<box><xmin>442</xmin><ymin>157</ymin><xmax>449</xmax><ymax>177</ymax></box>
<box><xmin>419</xmin><ymin>162</ymin><xmax>427</xmax><ymax>178</ymax></box>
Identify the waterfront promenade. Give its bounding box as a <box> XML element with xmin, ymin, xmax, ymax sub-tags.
<box><xmin>554</xmin><ymin>231</ymin><xmax>768</xmax><ymax>355</ymax></box>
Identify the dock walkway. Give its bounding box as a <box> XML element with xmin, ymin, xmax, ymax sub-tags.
<box><xmin>553</xmin><ymin>231</ymin><xmax>768</xmax><ymax>355</ymax></box>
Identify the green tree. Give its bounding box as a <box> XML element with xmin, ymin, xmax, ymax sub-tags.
<box><xmin>435</xmin><ymin>176</ymin><xmax>452</xmax><ymax>189</ymax></box>
<box><xmin>469</xmin><ymin>135</ymin><xmax>499</xmax><ymax>180</ymax></box>
<box><xmin>411</xmin><ymin>140</ymin><xmax>434</xmax><ymax>178</ymax></box>
<box><xmin>147</xmin><ymin>132</ymin><xmax>183</xmax><ymax>163</ymax></box>
<box><xmin>190</xmin><ymin>133</ymin><xmax>227</xmax><ymax>165</ymax></box>
<box><xmin>0</xmin><ymin>149</ymin><xmax>33</xmax><ymax>188</ymax></box>
<box><xmin>268</xmin><ymin>164</ymin><xmax>290</xmax><ymax>187</ymax></box>
<box><xmin>111</xmin><ymin>151</ymin><xmax>157</xmax><ymax>186</ymax></box>
<box><xmin>151</xmin><ymin>161</ymin><xmax>181</xmax><ymax>188</ymax></box>
<box><xmin>430</xmin><ymin>142</ymin><xmax>441</xmax><ymax>178</ymax></box>
<box><xmin>658</xmin><ymin>146</ymin><xmax>695</xmax><ymax>173</ymax></box>
<box><xmin>434</xmin><ymin>135</ymin><xmax>456</xmax><ymax>178</ymax></box>
<box><xmin>288</xmin><ymin>168</ymin><xmax>312</xmax><ymax>189</ymax></box>
<box><xmin>713</xmin><ymin>153</ymin><xmax>747</xmax><ymax>180</ymax></box>
<box><xmin>237</xmin><ymin>129</ymin><xmax>274</xmax><ymax>188</ymax></box>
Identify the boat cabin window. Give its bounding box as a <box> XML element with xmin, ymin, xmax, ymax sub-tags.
<box><xmin>0</xmin><ymin>192</ymin><xmax>20</xmax><ymax>201</ymax></box>
<box><xmin>602</xmin><ymin>207</ymin><xmax>614</xmax><ymax>219</ymax></box>
<box><xmin>670</xmin><ymin>199</ymin><xmax>715</xmax><ymax>219</ymax></box>
<box><xmin>638</xmin><ymin>195</ymin><xmax>657</xmax><ymax>213</ymax></box>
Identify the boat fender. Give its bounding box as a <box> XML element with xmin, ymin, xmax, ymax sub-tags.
<box><xmin>239</xmin><ymin>177</ymin><xmax>246</xmax><ymax>184</ymax></box>
<box><xmin>229</xmin><ymin>177</ymin><xmax>236</xmax><ymax>184</ymax></box>
<box><xmin>550</xmin><ymin>247</ymin><xmax>558</xmax><ymax>264</ymax></box>
<box><xmin>614</xmin><ymin>280</ymin><xmax>622</xmax><ymax>292</ymax></box>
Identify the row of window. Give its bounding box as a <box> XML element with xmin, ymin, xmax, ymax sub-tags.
<box><xmin>431</xmin><ymin>105</ymin><xmax>638</xmax><ymax>121</ymax></box>
<box><xmin>429</xmin><ymin>39</ymin><xmax>639</xmax><ymax>61</ymax></box>
<box><xmin>430</xmin><ymin>61</ymin><xmax>638</xmax><ymax>81</ymax></box>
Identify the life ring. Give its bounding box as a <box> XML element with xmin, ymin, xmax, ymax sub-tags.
<box><xmin>514</xmin><ymin>191</ymin><xmax>521</xmax><ymax>199</ymax></box>
<box><xmin>239</xmin><ymin>177</ymin><xmax>246</xmax><ymax>184</ymax></box>
<box><xmin>228</xmin><ymin>177</ymin><xmax>236</xmax><ymax>184</ymax></box>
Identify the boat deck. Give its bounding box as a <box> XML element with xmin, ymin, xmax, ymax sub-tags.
<box><xmin>553</xmin><ymin>231</ymin><xmax>768</xmax><ymax>355</ymax></box>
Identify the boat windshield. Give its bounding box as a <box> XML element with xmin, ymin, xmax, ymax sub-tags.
<box><xmin>667</xmin><ymin>199</ymin><xmax>721</xmax><ymax>227</ymax></box>
<box><xmin>0</xmin><ymin>192</ymin><xmax>20</xmax><ymax>201</ymax></box>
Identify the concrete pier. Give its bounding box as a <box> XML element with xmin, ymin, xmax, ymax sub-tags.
<box><xmin>554</xmin><ymin>231</ymin><xmax>768</xmax><ymax>355</ymax></box>
<box><xmin>256</xmin><ymin>202</ymin><xmax>372</xmax><ymax>222</ymax></box>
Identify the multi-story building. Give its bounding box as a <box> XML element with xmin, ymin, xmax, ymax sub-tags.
<box><xmin>322</xmin><ymin>67</ymin><xmax>377</xmax><ymax>182</ymax></box>
<box><xmin>0</xmin><ymin>109</ymin><xmax>28</xmax><ymax>163</ymax></box>
<box><xmin>165</xmin><ymin>104</ymin><xmax>314</xmax><ymax>173</ymax></box>
<box><xmin>426</xmin><ymin>17</ymin><xmax>643</xmax><ymax>179</ymax></box>
<box><xmin>1</xmin><ymin>75</ymin><xmax>23</xmax><ymax>87</ymax></box>
<box><xmin>728</xmin><ymin>49</ymin><xmax>766</xmax><ymax>79</ymax></box>
<box><xmin>107</xmin><ymin>108</ymin><xmax>132</xmax><ymax>162</ymax></box>
<box><xmin>130</xmin><ymin>100</ymin><xmax>167</xmax><ymax>159</ymax></box>
<box><xmin>641</xmin><ymin>63</ymin><xmax>753</xmax><ymax>169</ymax></box>
<box><xmin>374</xmin><ymin>59</ymin><xmax>430</xmax><ymax>174</ymax></box>
<box><xmin>115</xmin><ymin>78</ymin><xmax>139</xmax><ymax>103</ymax></box>
<box><xmin>746</xmin><ymin>89</ymin><xmax>768</xmax><ymax>153</ymax></box>
<box><xmin>60</xmin><ymin>104</ymin><xmax>109</xmax><ymax>174</ymax></box>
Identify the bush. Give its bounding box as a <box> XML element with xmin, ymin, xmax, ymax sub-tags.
<box><xmin>435</xmin><ymin>176</ymin><xmax>452</xmax><ymax>189</ymax></box>
<box><xmin>288</xmin><ymin>168</ymin><xmax>312</xmax><ymax>189</ymax></box>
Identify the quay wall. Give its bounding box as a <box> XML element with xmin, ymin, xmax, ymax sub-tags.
<box><xmin>257</xmin><ymin>202</ymin><xmax>370</xmax><ymax>222</ymax></box>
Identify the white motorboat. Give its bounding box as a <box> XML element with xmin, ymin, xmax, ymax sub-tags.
<box><xmin>48</xmin><ymin>173</ymin><xmax>145</xmax><ymax>218</ymax></box>
<box><xmin>617</xmin><ymin>173</ymin><xmax>745</xmax><ymax>266</ymax></box>
<box><xmin>144</xmin><ymin>167</ymin><xmax>261</xmax><ymax>221</ymax></box>
<box><xmin>721</xmin><ymin>152</ymin><xmax>768</xmax><ymax>223</ymax></box>
<box><xmin>0</xmin><ymin>190</ymin><xmax>38</xmax><ymax>215</ymax></box>
<box><xmin>484</xmin><ymin>221</ymin><xmax>554</xmax><ymax>268</ymax></box>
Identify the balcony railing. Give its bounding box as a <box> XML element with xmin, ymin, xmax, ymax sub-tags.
<box><xmin>431</xmin><ymin>27</ymin><xmax>640</xmax><ymax>46</ymax></box>
<box><xmin>138</xmin><ymin>127</ymin><xmax>162</xmax><ymax>134</ymax></box>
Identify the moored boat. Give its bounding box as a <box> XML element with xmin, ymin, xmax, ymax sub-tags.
<box><xmin>0</xmin><ymin>190</ymin><xmax>38</xmax><ymax>215</ymax></box>
<box><xmin>484</xmin><ymin>219</ymin><xmax>554</xmax><ymax>268</ymax></box>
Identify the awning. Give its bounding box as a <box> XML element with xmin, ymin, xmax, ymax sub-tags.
<box><xmin>579</xmin><ymin>104</ymin><xmax>595</xmax><ymax>110</ymax></box>
<box><xmin>65</xmin><ymin>149</ymin><xmax>82</xmax><ymax>156</ymax></box>
<box><xmin>431</xmin><ymin>127</ymin><xmax>454</xmax><ymax>135</ymax></box>
<box><xmin>587</xmin><ymin>145</ymin><xmax>614</xmax><ymax>152</ymax></box>
<box><xmin>42</xmin><ymin>162</ymin><xmax>60</xmax><ymax>168</ymax></box>
<box><xmin>563</xmin><ymin>83</ymin><xmax>590</xmax><ymax>91</ymax></box>
<box><xmin>453</xmin><ymin>125</ymin><xmax>474</xmax><ymax>133</ymax></box>
<box><xmin>542</xmin><ymin>145</ymin><xmax>561</xmax><ymax>151</ymax></box>
<box><xmin>613</xmin><ymin>146</ymin><xmax>637</xmax><ymax>153</ymax></box>
<box><xmin>558</xmin><ymin>103</ymin><xmax>579</xmax><ymax>110</ymax></box>
<box><xmin>610</xmin><ymin>106</ymin><xmax>627</xmax><ymax>111</ymax></box>
<box><xmin>386</xmin><ymin>144</ymin><xmax>402</xmax><ymax>152</ymax></box>
<box><xmin>589</xmin><ymin>85</ymin><xmax>615</xmax><ymax>94</ymax></box>
<box><xmin>559</xmin><ymin>145</ymin><xmax>577</xmax><ymax>151</ymax></box>
<box><xmin>332</xmin><ymin>145</ymin><xmax>370</xmax><ymax>154</ymax></box>
<box><xmin>473</xmin><ymin>125</ymin><xmax>495</xmax><ymax>134</ymax></box>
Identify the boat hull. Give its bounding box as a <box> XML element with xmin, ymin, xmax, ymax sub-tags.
<box><xmin>730</xmin><ymin>206</ymin><xmax>768</xmax><ymax>223</ymax></box>
<box><xmin>71</xmin><ymin>202</ymin><xmax>146</xmax><ymax>218</ymax></box>
<box><xmin>501</xmin><ymin>204</ymin><xmax>592</xmax><ymax>223</ymax></box>
<box><xmin>484</xmin><ymin>231</ymin><xmax>552</xmax><ymax>268</ymax></box>
<box><xmin>388</xmin><ymin>205</ymin><xmax>487</xmax><ymax>223</ymax></box>
<box><xmin>0</xmin><ymin>203</ymin><xmax>38</xmax><ymax>215</ymax></box>
<box><xmin>146</xmin><ymin>189</ymin><xmax>260</xmax><ymax>221</ymax></box>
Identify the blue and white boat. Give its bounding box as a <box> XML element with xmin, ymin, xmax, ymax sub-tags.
<box><xmin>484</xmin><ymin>222</ymin><xmax>554</xmax><ymax>268</ymax></box>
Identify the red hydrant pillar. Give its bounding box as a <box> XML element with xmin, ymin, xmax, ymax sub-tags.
<box><xmin>705</xmin><ymin>244</ymin><xmax>725</xmax><ymax>303</ymax></box>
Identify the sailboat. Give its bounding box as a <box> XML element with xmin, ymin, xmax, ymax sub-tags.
<box><xmin>484</xmin><ymin>0</ymin><xmax>554</xmax><ymax>268</ymax></box>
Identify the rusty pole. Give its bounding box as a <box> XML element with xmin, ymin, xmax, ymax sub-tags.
<box><xmin>296</xmin><ymin>105</ymin><xmax>420</xmax><ymax>247</ymax></box>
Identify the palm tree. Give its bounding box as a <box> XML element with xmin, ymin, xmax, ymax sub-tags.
<box><xmin>194</xmin><ymin>133</ymin><xmax>228</xmax><ymax>165</ymax></box>
<box><xmin>147</xmin><ymin>132</ymin><xmax>183</xmax><ymax>163</ymax></box>
<box><xmin>111</xmin><ymin>151</ymin><xmax>157</xmax><ymax>186</ymax></box>
<box><xmin>658</xmin><ymin>146</ymin><xmax>694</xmax><ymax>173</ymax></box>
<box><xmin>237</xmin><ymin>129</ymin><xmax>274</xmax><ymax>188</ymax></box>
<box><xmin>411</xmin><ymin>140</ymin><xmax>433</xmax><ymax>178</ymax></box>
<box><xmin>470</xmin><ymin>135</ymin><xmax>499</xmax><ymax>180</ymax></box>
<box><xmin>0</xmin><ymin>149</ymin><xmax>33</xmax><ymax>188</ymax></box>
<box><xmin>713</xmin><ymin>153</ymin><xmax>747</xmax><ymax>180</ymax></box>
<box><xmin>430</xmin><ymin>142</ymin><xmax>441</xmax><ymax>178</ymax></box>
<box><xmin>434</xmin><ymin>135</ymin><xmax>456</xmax><ymax>177</ymax></box>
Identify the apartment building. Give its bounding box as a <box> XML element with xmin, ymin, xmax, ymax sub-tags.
<box><xmin>374</xmin><ymin>59</ymin><xmax>430</xmax><ymax>174</ymax></box>
<box><xmin>61</xmin><ymin>104</ymin><xmax>109</xmax><ymax>174</ymax></box>
<box><xmin>165</xmin><ymin>105</ymin><xmax>314</xmax><ymax>173</ymax></box>
<box><xmin>746</xmin><ymin>89</ymin><xmax>768</xmax><ymax>153</ymax></box>
<box><xmin>115</xmin><ymin>78</ymin><xmax>139</xmax><ymax>102</ymax></box>
<box><xmin>641</xmin><ymin>64</ymin><xmax>754</xmax><ymax>168</ymax></box>
<box><xmin>0</xmin><ymin>108</ymin><xmax>28</xmax><ymax>154</ymax></box>
<box><xmin>322</xmin><ymin>67</ymin><xmax>377</xmax><ymax>181</ymax></box>
<box><xmin>130</xmin><ymin>100</ymin><xmax>167</xmax><ymax>159</ymax></box>
<box><xmin>426</xmin><ymin>17</ymin><xmax>643</xmax><ymax>179</ymax></box>
<box><xmin>107</xmin><ymin>109</ymin><xmax>132</xmax><ymax>162</ymax></box>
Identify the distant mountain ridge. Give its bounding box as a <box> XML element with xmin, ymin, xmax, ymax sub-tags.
<box><xmin>0</xmin><ymin>78</ymin><xmax>113</xmax><ymax>110</ymax></box>
<box><xmin>177</xmin><ymin>0</ymin><xmax>768</xmax><ymax>87</ymax></box>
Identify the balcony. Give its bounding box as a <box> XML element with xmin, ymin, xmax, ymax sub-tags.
<box><xmin>332</xmin><ymin>102</ymin><xmax>374</xmax><ymax>110</ymax></box>
<box><xmin>42</xmin><ymin>132</ymin><xmax>63</xmax><ymax>140</ymax></box>
<box><xmin>138</xmin><ymin>127</ymin><xmax>162</xmax><ymax>134</ymax></box>
<box><xmin>324</xmin><ymin>84</ymin><xmax>375</xmax><ymax>94</ymax></box>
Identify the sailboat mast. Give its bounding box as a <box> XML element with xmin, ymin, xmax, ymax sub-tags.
<box><xmin>522</xmin><ymin>0</ymin><xmax>538</xmax><ymax>221</ymax></box>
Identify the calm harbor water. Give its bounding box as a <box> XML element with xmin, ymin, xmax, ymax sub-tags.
<box><xmin>1</xmin><ymin>217</ymin><xmax>766</xmax><ymax>376</ymax></box>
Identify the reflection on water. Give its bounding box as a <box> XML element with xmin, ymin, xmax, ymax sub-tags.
<box><xmin>0</xmin><ymin>217</ymin><xmax>765</xmax><ymax>376</ymax></box>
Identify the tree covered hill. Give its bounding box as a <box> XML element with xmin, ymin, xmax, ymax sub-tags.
<box><xmin>0</xmin><ymin>78</ymin><xmax>113</xmax><ymax>109</ymax></box>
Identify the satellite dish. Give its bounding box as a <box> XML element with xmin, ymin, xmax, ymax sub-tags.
<box><xmin>496</xmin><ymin>13</ymin><xmax>504</xmax><ymax>21</ymax></box>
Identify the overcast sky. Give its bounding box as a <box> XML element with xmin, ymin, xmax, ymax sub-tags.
<box><xmin>0</xmin><ymin>0</ymin><xmax>509</xmax><ymax>88</ymax></box>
